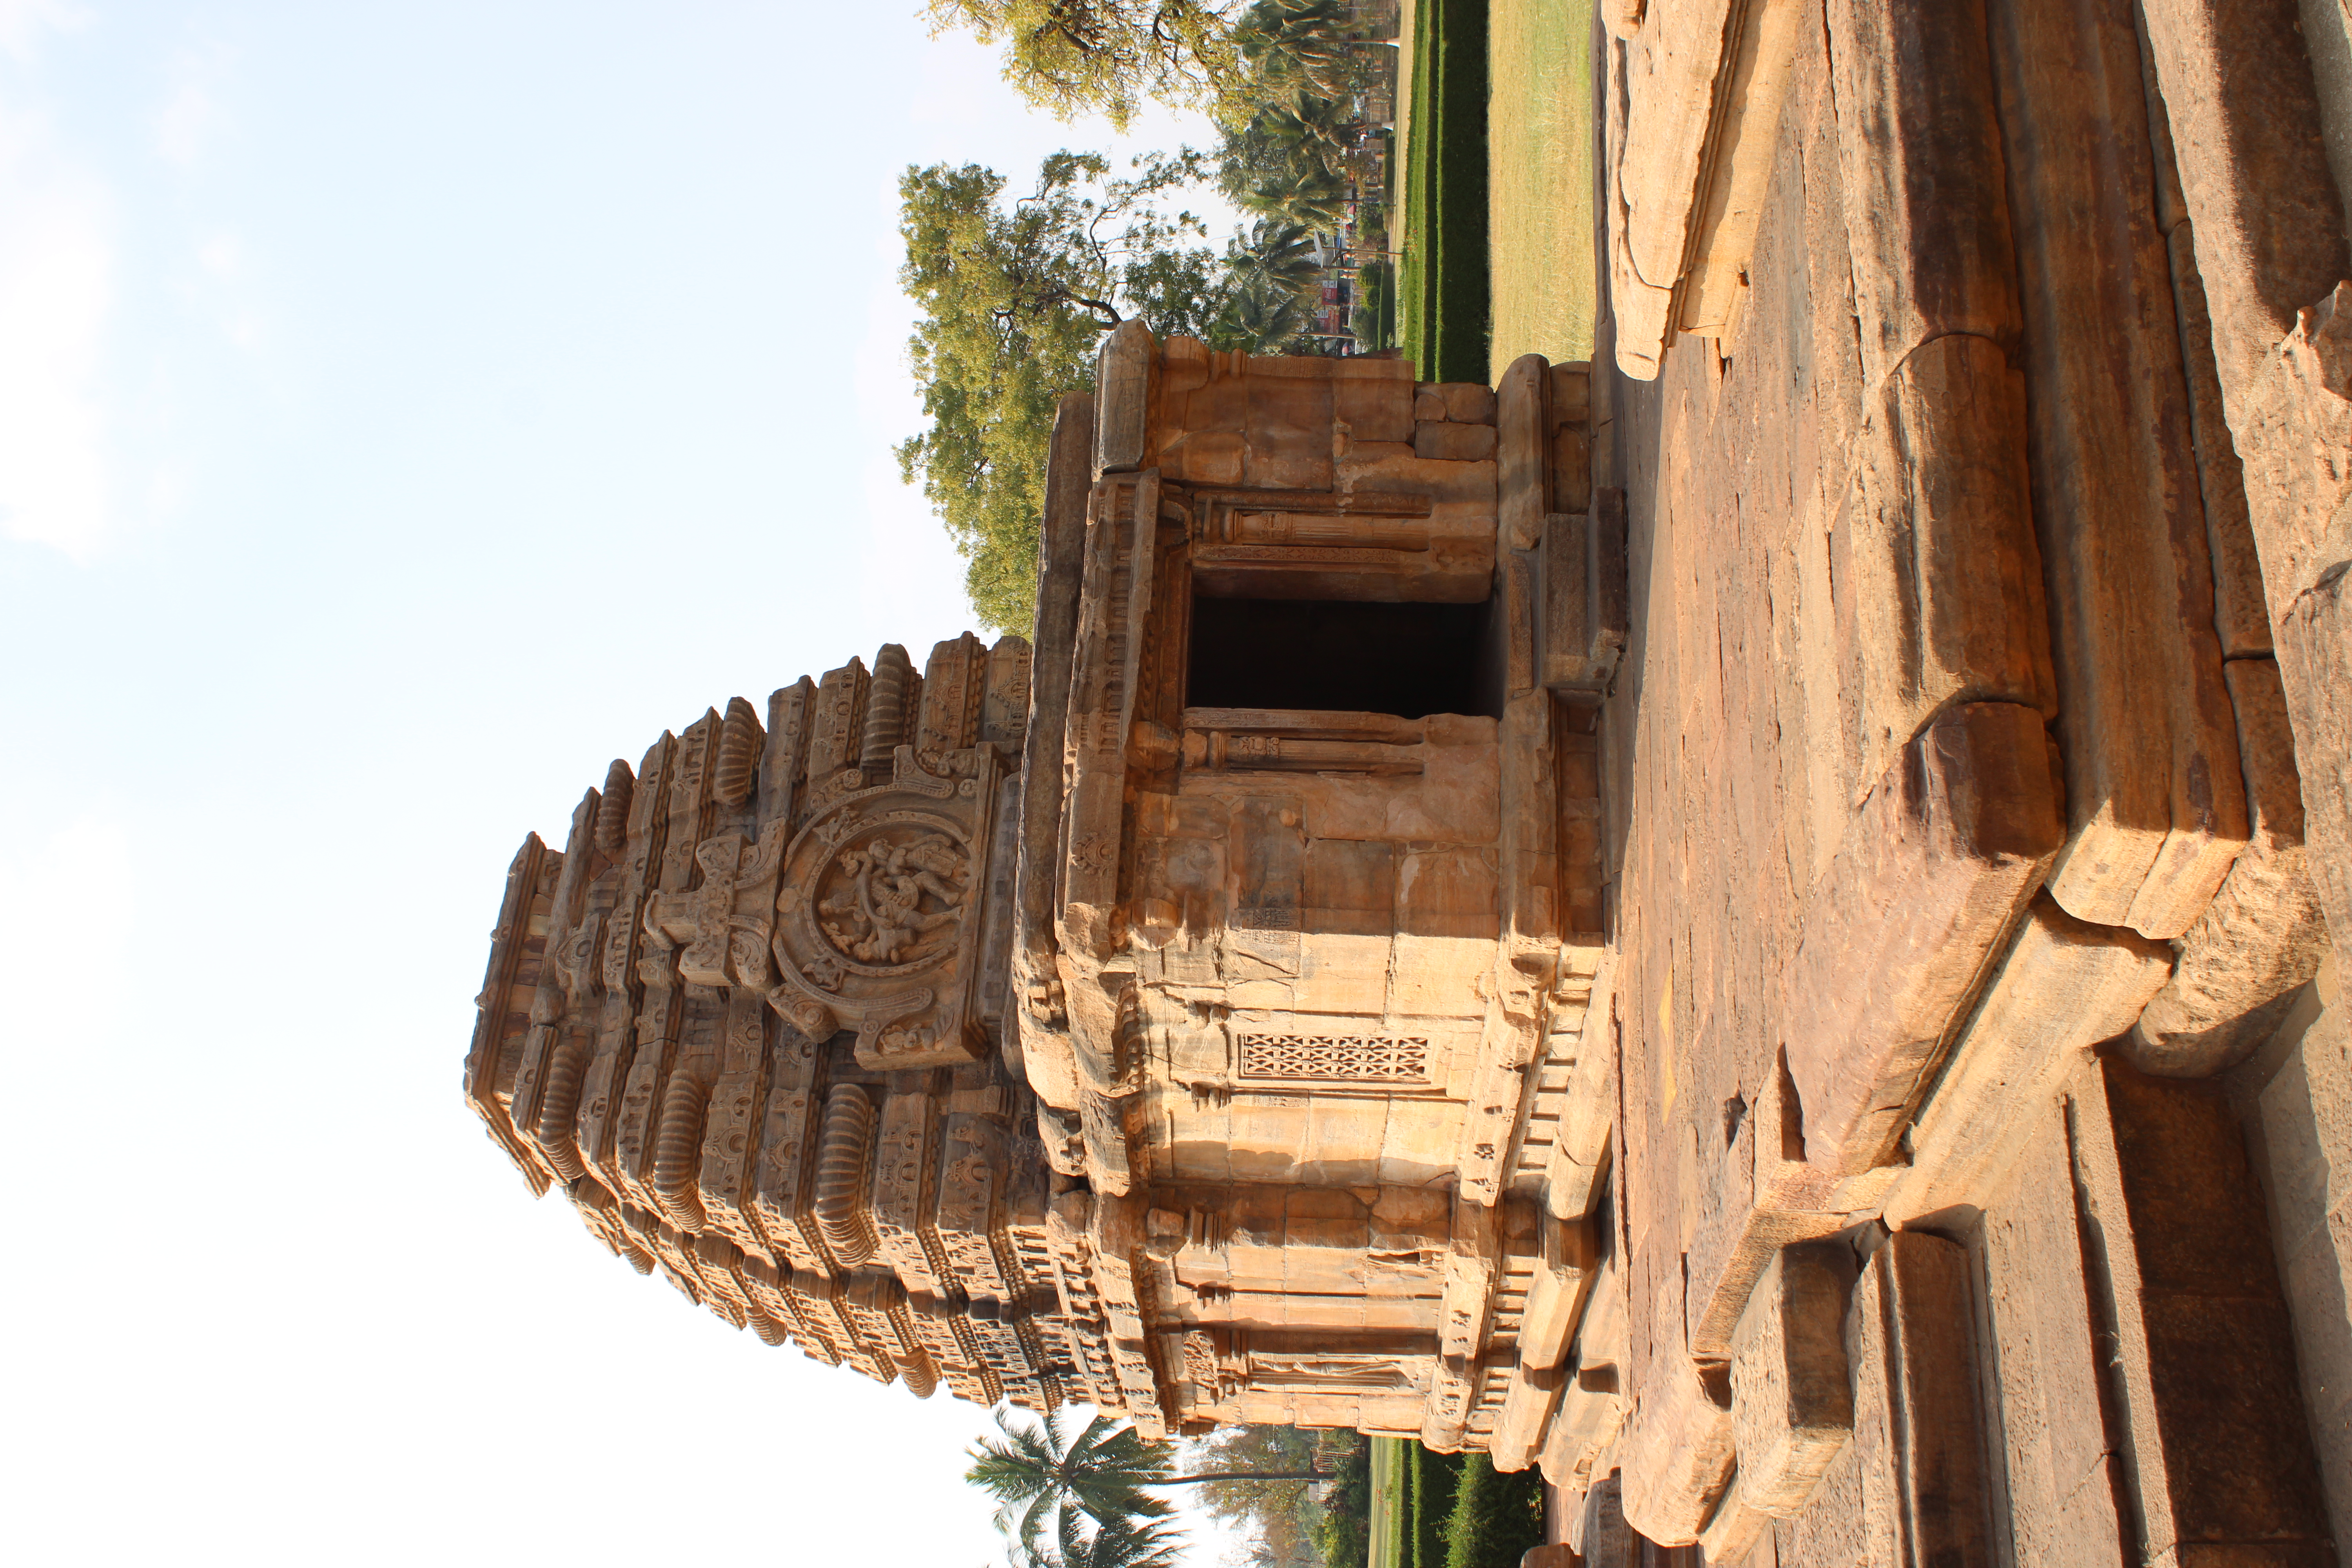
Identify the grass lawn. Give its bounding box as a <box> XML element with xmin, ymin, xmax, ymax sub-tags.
<box><xmin>1396</xmin><ymin>0</ymin><xmax>1492</xmax><ymax>382</ymax></box>
<box><xmin>1488</xmin><ymin>0</ymin><xmax>1597</xmax><ymax>377</ymax></box>
<box><xmin>1359</xmin><ymin>1438</ymin><xmax>1548</xmax><ymax>1568</ymax></box>
<box><xmin>1369</xmin><ymin>1437</ymin><xmax>1409</xmax><ymax>1568</ymax></box>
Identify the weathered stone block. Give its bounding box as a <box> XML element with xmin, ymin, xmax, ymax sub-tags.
<box><xmin>2278</xmin><ymin>559</ymin><xmax>2352</xmax><ymax>965</ymax></box>
<box><xmin>1779</xmin><ymin>702</ymin><xmax>2065</xmax><ymax>1177</ymax></box>
<box><xmin>1730</xmin><ymin>1240</ymin><xmax>1858</xmax><ymax>1517</ymax></box>
<box><xmin>1551</xmin><ymin>425</ymin><xmax>1590</xmax><ymax>515</ymax></box>
<box><xmin>1980</xmin><ymin>1109</ymin><xmax>2132</xmax><ymax>1565</ymax></box>
<box><xmin>1549</xmin><ymin>362</ymin><xmax>1591</xmax><ymax>423</ymax></box>
<box><xmin>1825</xmin><ymin>0</ymin><xmax>2019</xmax><ymax>392</ymax></box>
<box><xmin>2128</xmin><ymin>657</ymin><xmax>2329</xmax><ymax>1075</ymax></box>
<box><xmin>1490</xmin><ymin>1356</ymin><xmax>1566</xmax><ymax>1472</ymax></box>
<box><xmin>1835</xmin><ymin>331</ymin><xmax>2052</xmax><ymax>804</ymax></box>
<box><xmin>2067</xmin><ymin>1054</ymin><xmax>2337</xmax><ymax>1560</ymax></box>
<box><xmin>1880</xmin><ymin>893</ymin><xmax>2171</xmax><ymax>1226</ymax></box>
<box><xmin>1336</xmin><ymin>372</ymin><xmax>1416</xmax><ymax>445</ymax></box>
<box><xmin>1519</xmin><ymin>1212</ymin><xmax>1597</xmax><ymax>1370</ymax></box>
<box><xmin>1580</xmin><ymin>1471</ymin><xmax>1634</xmax><ymax>1568</ymax></box>
<box><xmin>1499</xmin><ymin>354</ymin><xmax>1551</xmax><ymax>551</ymax></box>
<box><xmin>1443</xmin><ymin>382</ymin><xmax>1498</xmax><ymax>424</ymax></box>
<box><xmin>1538</xmin><ymin>1369</ymin><xmax>1624</xmax><ymax>1494</ymax></box>
<box><xmin>1991</xmin><ymin>0</ymin><xmax>2250</xmax><ymax>939</ymax></box>
<box><xmin>2167</xmin><ymin>221</ymin><xmax>2272</xmax><ymax>657</ymax></box>
<box><xmin>1094</xmin><ymin>320</ymin><xmax>1152</xmax><ymax>474</ymax></box>
<box><xmin>1679</xmin><ymin>0</ymin><xmax>1809</xmax><ymax>339</ymax></box>
<box><xmin>1616</xmin><ymin>0</ymin><xmax>1737</xmax><ymax>296</ymax></box>
<box><xmin>1542</xmin><ymin>493</ymin><xmax>1628</xmax><ymax>695</ymax></box>
<box><xmin>1416</xmin><ymin>420</ymin><xmax>1500</xmax><ymax>463</ymax></box>
<box><xmin>1847</xmin><ymin>1231</ymin><xmax>1993</xmax><ymax>1568</ymax></box>
<box><xmin>1618</xmin><ymin>1352</ymin><xmax>1736</xmax><ymax>1546</ymax></box>
<box><xmin>1694</xmin><ymin>1475</ymin><xmax>1773</xmax><ymax>1566</ymax></box>
<box><xmin>2134</xmin><ymin>0</ymin><xmax>2350</xmax><ymax>416</ymax></box>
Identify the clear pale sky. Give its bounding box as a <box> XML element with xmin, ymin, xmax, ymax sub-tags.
<box><xmin>0</xmin><ymin>4</ymin><xmax>1235</xmax><ymax>1563</ymax></box>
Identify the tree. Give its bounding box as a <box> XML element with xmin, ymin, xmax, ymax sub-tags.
<box><xmin>925</xmin><ymin>0</ymin><xmax>1378</xmax><ymax>130</ymax></box>
<box><xmin>896</xmin><ymin>150</ymin><xmax>1218</xmax><ymax>631</ymax></box>
<box><xmin>1235</xmin><ymin>160</ymin><xmax>1350</xmax><ymax>229</ymax></box>
<box><xmin>969</xmin><ymin>1408</ymin><xmax>1183</xmax><ymax>1550</ymax></box>
<box><xmin>1233</xmin><ymin>0</ymin><xmax>1372</xmax><ymax>100</ymax></box>
<box><xmin>1185</xmin><ymin>1425</ymin><xmax>1329</xmax><ymax>1568</ymax></box>
<box><xmin>924</xmin><ymin>0</ymin><xmax>1250</xmax><ymax>127</ymax></box>
<box><xmin>1208</xmin><ymin>272</ymin><xmax>1313</xmax><ymax>353</ymax></box>
<box><xmin>1223</xmin><ymin>218</ymin><xmax>1323</xmax><ymax>301</ymax></box>
<box><xmin>967</xmin><ymin>1408</ymin><xmax>1335</xmax><ymax>1556</ymax></box>
<box><xmin>1214</xmin><ymin>95</ymin><xmax>1359</xmax><ymax>229</ymax></box>
<box><xmin>899</xmin><ymin>146</ymin><xmax>1370</xmax><ymax>628</ymax></box>
<box><xmin>1011</xmin><ymin>1505</ymin><xmax>1190</xmax><ymax>1568</ymax></box>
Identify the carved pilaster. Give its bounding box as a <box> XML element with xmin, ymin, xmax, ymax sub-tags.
<box><xmin>919</xmin><ymin>633</ymin><xmax>989</xmax><ymax>753</ymax></box>
<box><xmin>871</xmin><ymin>1089</ymin><xmax>944</xmax><ymax>1293</ymax></box>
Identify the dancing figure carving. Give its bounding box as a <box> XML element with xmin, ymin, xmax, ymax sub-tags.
<box><xmin>818</xmin><ymin>831</ymin><xmax>970</xmax><ymax>966</ymax></box>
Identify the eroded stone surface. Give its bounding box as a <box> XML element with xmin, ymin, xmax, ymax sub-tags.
<box><xmin>2129</xmin><ymin>657</ymin><xmax>2330</xmax><ymax>1074</ymax></box>
<box><xmin>1730</xmin><ymin>1241</ymin><xmax>1857</xmax><ymax>1518</ymax></box>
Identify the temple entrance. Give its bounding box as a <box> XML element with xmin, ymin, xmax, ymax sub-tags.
<box><xmin>1185</xmin><ymin>595</ymin><xmax>1499</xmax><ymax>719</ymax></box>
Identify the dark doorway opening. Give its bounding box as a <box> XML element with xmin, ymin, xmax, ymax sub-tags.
<box><xmin>1187</xmin><ymin>596</ymin><xmax>1497</xmax><ymax>719</ymax></box>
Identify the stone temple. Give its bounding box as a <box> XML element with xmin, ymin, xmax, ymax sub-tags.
<box><xmin>465</xmin><ymin>0</ymin><xmax>2352</xmax><ymax>1560</ymax></box>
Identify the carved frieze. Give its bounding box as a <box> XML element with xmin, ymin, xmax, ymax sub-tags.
<box><xmin>767</xmin><ymin>746</ymin><xmax>1004</xmax><ymax>1069</ymax></box>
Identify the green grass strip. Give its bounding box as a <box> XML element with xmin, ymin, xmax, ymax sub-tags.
<box><xmin>1430</xmin><ymin>0</ymin><xmax>1492</xmax><ymax>383</ymax></box>
<box><xmin>1398</xmin><ymin>0</ymin><xmax>1492</xmax><ymax>382</ymax></box>
<box><xmin>1438</xmin><ymin>1453</ymin><xmax>1545</xmax><ymax>1568</ymax></box>
<box><xmin>1368</xmin><ymin>1438</ymin><xmax>1410</xmax><ymax>1568</ymax></box>
<box><xmin>1399</xmin><ymin>0</ymin><xmax>1437</xmax><ymax>371</ymax></box>
<box><xmin>1409</xmin><ymin>1444</ymin><xmax>1463</xmax><ymax>1568</ymax></box>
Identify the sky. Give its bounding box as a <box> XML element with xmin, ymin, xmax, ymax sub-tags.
<box><xmin>0</xmin><ymin>4</ymin><xmax>1241</xmax><ymax>1564</ymax></box>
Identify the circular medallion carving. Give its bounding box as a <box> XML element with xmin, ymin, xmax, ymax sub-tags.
<box><xmin>766</xmin><ymin>777</ymin><xmax>995</xmax><ymax>1070</ymax></box>
<box><xmin>782</xmin><ymin>813</ymin><xmax>973</xmax><ymax>984</ymax></box>
<box><xmin>813</xmin><ymin>823</ymin><xmax>971</xmax><ymax>974</ymax></box>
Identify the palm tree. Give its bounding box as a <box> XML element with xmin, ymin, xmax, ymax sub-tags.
<box><xmin>969</xmin><ymin>1408</ymin><xmax>1178</xmax><ymax>1550</ymax></box>
<box><xmin>1216</xmin><ymin>92</ymin><xmax>1358</xmax><ymax>229</ymax></box>
<box><xmin>1011</xmin><ymin>1505</ymin><xmax>1190</xmax><ymax>1568</ymax></box>
<box><xmin>967</xmin><ymin>1408</ymin><xmax>1333</xmax><ymax>1557</ymax></box>
<box><xmin>1235</xmin><ymin>0</ymin><xmax>1368</xmax><ymax>99</ymax></box>
<box><xmin>1229</xmin><ymin>218</ymin><xmax>1323</xmax><ymax>299</ymax></box>
<box><xmin>1210</xmin><ymin>274</ymin><xmax>1314</xmax><ymax>354</ymax></box>
<box><xmin>1233</xmin><ymin>158</ymin><xmax>1350</xmax><ymax>230</ymax></box>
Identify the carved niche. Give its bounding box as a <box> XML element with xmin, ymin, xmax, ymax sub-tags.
<box><xmin>766</xmin><ymin>745</ymin><xmax>1006</xmax><ymax>1069</ymax></box>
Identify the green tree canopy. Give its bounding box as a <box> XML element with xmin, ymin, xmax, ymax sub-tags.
<box><xmin>925</xmin><ymin>0</ymin><xmax>1378</xmax><ymax>129</ymax></box>
<box><xmin>1012</xmin><ymin>1505</ymin><xmax>1191</xmax><ymax>1568</ymax></box>
<box><xmin>896</xmin><ymin>149</ymin><xmax>1220</xmax><ymax>631</ymax></box>
<box><xmin>1185</xmin><ymin>1425</ymin><xmax>1328</xmax><ymax>1568</ymax></box>
<box><xmin>923</xmin><ymin>0</ymin><xmax>1250</xmax><ymax>127</ymax></box>
<box><xmin>1214</xmin><ymin>91</ymin><xmax>1363</xmax><ymax>229</ymax></box>
<box><xmin>1233</xmin><ymin>0</ymin><xmax>1373</xmax><ymax>100</ymax></box>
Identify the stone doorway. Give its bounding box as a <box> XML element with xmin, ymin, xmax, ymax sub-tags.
<box><xmin>1185</xmin><ymin>594</ymin><xmax>1499</xmax><ymax>720</ymax></box>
